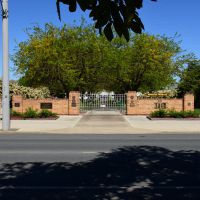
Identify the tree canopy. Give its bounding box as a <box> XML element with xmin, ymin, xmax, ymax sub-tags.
<box><xmin>13</xmin><ymin>23</ymin><xmax>191</xmax><ymax>97</ymax></box>
<box><xmin>178</xmin><ymin>60</ymin><xmax>200</xmax><ymax>108</ymax></box>
<box><xmin>56</xmin><ymin>0</ymin><xmax>157</xmax><ymax>41</ymax></box>
<box><xmin>13</xmin><ymin>23</ymin><xmax>110</xmax><ymax>96</ymax></box>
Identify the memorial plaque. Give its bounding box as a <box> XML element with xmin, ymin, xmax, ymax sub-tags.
<box><xmin>155</xmin><ymin>102</ymin><xmax>167</xmax><ymax>109</ymax></box>
<box><xmin>14</xmin><ymin>103</ymin><xmax>20</xmax><ymax>107</ymax></box>
<box><xmin>71</xmin><ymin>96</ymin><xmax>76</xmax><ymax>107</ymax></box>
<box><xmin>40</xmin><ymin>103</ymin><xmax>52</xmax><ymax>109</ymax></box>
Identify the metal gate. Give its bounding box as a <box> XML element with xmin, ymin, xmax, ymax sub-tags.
<box><xmin>80</xmin><ymin>93</ymin><xmax>127</xmax><ymax>113</ymax></box>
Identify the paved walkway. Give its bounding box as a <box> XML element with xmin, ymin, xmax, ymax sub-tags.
<box><xmin>0</xmin><ymin>116</ymin><xmax>82</xmax><ymax>133</ymax></box>
<box><xmin>63</xmin><ymin>111</ymin><xmax>140</xmax><ymax>133</ymax></box>
<box><xmin>125</xmin><ymin>115</ymin><xmax>200</xmax><ymax>133</ymax></box>
<box><xmin>0</xmin><ymin>111</ymin><xmax>200</xmax><ymax>133</ymax></box>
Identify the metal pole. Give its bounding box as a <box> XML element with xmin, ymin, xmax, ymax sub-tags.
<box><xmin>2</xmin><ymin>0</ymin><xmax>10</xmax><ymax>130</ymax></box>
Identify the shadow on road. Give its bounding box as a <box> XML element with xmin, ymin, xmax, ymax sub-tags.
<box><xmin>0</xmin><ymin>146</ymin><xmax>200</xmax><ymax>199</ymax></box>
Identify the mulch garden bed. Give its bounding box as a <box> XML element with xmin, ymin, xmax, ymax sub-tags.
<box><xmin>11</xmin><ymin>116</ymin><xmax>59</xmax><ymax>120</ymax></box>
<box><xmin>147</xmin><ymin>116</ymin><xmax>200</xmax><ymax>120</ymax></box>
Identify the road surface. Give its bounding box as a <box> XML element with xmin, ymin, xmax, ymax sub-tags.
<box><xmin>0</xmin><ymin>133</ymin><xmax>200</xmax><ymax>163</ymax></box>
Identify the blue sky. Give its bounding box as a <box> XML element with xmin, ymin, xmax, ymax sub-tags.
<box><xmin>0</xmin><ymin>0</ymin><xmax>200</xmax><ymax>79</ymax></box>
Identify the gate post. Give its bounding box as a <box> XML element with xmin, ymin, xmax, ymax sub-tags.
<box><xmin>68</xmin><ymin>91</ymin><xmax>80</xmax><ymax>115</ymax></box>
<box><xmin>183</xmin><ymin>93</ymin><xmax>194</xmax><ymax>111</ymax></box>
<box><xmin>127</xmin><ymin>91</ymin><xmax>138</xmax><ymax>115</ymax></box>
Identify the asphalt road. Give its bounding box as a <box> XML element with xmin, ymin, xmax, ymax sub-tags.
<box><xmin>1</xmin><ymin>133</ymin><xmax>200</xmax><ymax>163</ymax></box>
<box><xmin>1</xmin><ymin>133</ymin><xmax>200</xmax><ymax>200</ymax></box>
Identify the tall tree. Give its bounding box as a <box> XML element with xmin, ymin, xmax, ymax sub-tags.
<box><xmin>178</xmin><ymin>60</ymin><xmax>200</xmax><ymax>108</ymax></box>
<box><xmin>13</xmin><ymin>24</ymin><xmax>112</xmax><ymax>96</ymax></box>
<box><xmin>106</xmin><ymin>34</ymin><xmax>191</xmax><ymax>93</ymax></box>
<box><xmin>14</xmin><ymin>24</ymin><xmax>79</xmax><ymax>96</ymax></box>
<box><xmin>13</xmin><ymin>24</ymin><xmax>191</xmax><ymax>96</ymax></box>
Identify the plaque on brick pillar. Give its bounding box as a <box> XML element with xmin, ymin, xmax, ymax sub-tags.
<box><xmin>71</xmin><ymin>96</ymin><xmax>76</xmax><ymax>107</ymax></box>
<box><xmin>130</xmin><ymin>96</ymin><xmax>136</xmax><ymax>107</ymax></box>
<box><xmin>69</xmin><ymin>91</ymin><xmax>80</xmax><ymax>115</ymax></box>
<box><xmin>14</xmin><ymin>103</ymin><xmax>20</xmax><ymax>107</ymax></box>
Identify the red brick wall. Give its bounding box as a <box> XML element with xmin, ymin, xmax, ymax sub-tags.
<box><xmin>12</xmin><ymin>91</ymin><xmax>194</xmax><ymax>116</ymax></box>
<box><xmin>12</xmin><ymin>95</ymin><xmax>68</xmax><ymax>115</ymax></box>
<box><xmin>12</xmin><ymin>92</ymin><xmax>81</xmax><ymax>115</ymax></box>
<box><xmin>12</xmin><ymin>95</ymin><xmax>23</xmax><ymax>113</ymax></box>
<box><xmin>127</xmin><ymin>91</ymin><xmax>194</xmax><ymax>115</ymax></box>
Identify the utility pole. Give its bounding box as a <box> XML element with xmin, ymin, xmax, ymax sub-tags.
<box><xmin>1</xmin><ymin>0</ymin><xmax>10</xmax><ymax>130</ymax></box>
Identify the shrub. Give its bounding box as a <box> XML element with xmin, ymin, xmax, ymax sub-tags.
<box><xmin>151</xmin><ymin>109</ymin><xmax>200</xmax><ymax>118</ymax></box>
<box><xmin>38</xmin><ymin>109</ymin><xmax>58</xmax><ymax>118</ymax></box>
<box><xmin>0</xmin><ymin>80</ymin><xmax>50</xmax><ymax>99</ymax></box>
<box><xmin>167</xmin><ymin>110</ymin><xmax>186</xmax><ymax>118</ymax></box>
<box><xmin>23</xmin><ymin>107</ymin><xmax>39</xmax><ymax>118</ymax></box>
<box><xmin>150</xmin><ymin>109</ymin><xmax>167</xmax><ymax>118</ymax></box>
<box><xmin>192</xmin><ymin>110</ymin><xmax>200</xmax><ymax>118</ymax></box>
<box><xmin>168</xmin><ymin>110</ymin><xmax>199</xmax><ymax>118</ymax></box>
<box><xmin>11</xmin><ymin>110</ymin><xmax>22</xmax><ymax>117</ymax></box>
<box><xmin>176</xmin><ymin>111</ymin><xmax>187</xmax><ymax>118</ymax></box>
<box><xmin>167</xmin><ymin>110</ymin><xmax>178</xmax><ymax>118</ymax></box>
<box><xmin>184</xmin><ymin>111</ymin><xmax>195</xmax><ymax>118</ymax></box>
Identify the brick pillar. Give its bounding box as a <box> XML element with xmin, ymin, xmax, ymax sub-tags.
<box><xmin>12</xmin><ymin>95</ymin><xmax>23</xmax><ymax>113</ymax></box>
<box><xmin>183</xmin><ymin>93</ymin><xmax>194</xmax><ymax>111</ymax></box>
<box><xmin>68</xmin><ymin>91</ymin><xmax>80</xmax><ymax>115</ymax></box>
<box><xmin>127</xmin><ymin>91</ymin><xmax>138</xmax><ymax>115</ymax></box>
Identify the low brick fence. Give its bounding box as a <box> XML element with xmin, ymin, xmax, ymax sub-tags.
<box><xmin>12</xmin><ymin>95</ymin><xmax>68</xmax><ymax>115</ymax></box>
<box><xmin>12</xmin><ymin>91</ymin><xmax>80</xmax><ymax>115</ymax></box>
<box><xmin>11</xmin><ymin>91</ymin><xmax>194</xmax><ymax>115</ymax></box>
<box><xmin>127</xmin><ymin>91</ymin><xmax>194</xmax><ymax>115</ymax></box>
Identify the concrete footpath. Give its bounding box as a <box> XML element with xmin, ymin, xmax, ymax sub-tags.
<box><xmin>0</xmin><ymin>111</ymin><xmax>200</xmax><ymax>133</ymax></box>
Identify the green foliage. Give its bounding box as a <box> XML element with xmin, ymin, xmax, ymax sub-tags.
<box><xmin>193</xmin><ymin>109</ymin><xmax>200</xmax><ymax>118</ymax></box>
<box><xmin>105</xmin><ymin>34</ymin><xmax>193</xmax><ymax>93</ymax></box>
<box><xmin>13</xmin><ymin>24</ymin><xmax>107</xmax><ymax>96</ymax></box>
<box><xmin>12</xmin><ymin>108</ymin><xmax>58</xmax><ymax>119</ymax></box>
<box><xmin>38</xmin><ymin>109</ymin><xmax>58</xmax><ymax>118</ymax></box>
<box><xmin>195</xmin><ymin>109</ymin><xmax>200</xmax><ymax>113</ymax></box>
<box><xmin>56</xmin><ymin>0</ymin><xmax>157</xmax><ymax>41</ymax></box>
<box><xmin>150</xmin><ymin>109</ymin><xmax>167</xmax><ymax>118</ymax></box>
<box><xmin>150</xmin><ymin>109</ymin><xmax>200</xmax><ymax>118</ymax></box>
<box><xmin>11</xmin><ymin>110</ymin><xmax>22</xmax><ymax>117</ymax></box>
<box><xmin>13</xmin><ymin>23</ymin><xmax>192</xmax><ymax>95</ymax></box>
<box><xmin>184</xmin><ymin>110</ymin><xmax>200</xmax><ymax>118</ymax></box>
<box><xmin>178</xmin><ymin>60</ymin><xmax>200</xmax><ymax>108</ymax></box>
<box><xmin>23</xmin><ymin>108</ymin><xmax>39</xmax><ymax>118</ymax></box>
<box><xmin>167</xmin><ymin>110</ymin><xmax>183</xmax><ymax>118</ymax></box>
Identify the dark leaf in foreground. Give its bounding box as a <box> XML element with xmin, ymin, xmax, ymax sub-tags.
<box><xmin>56</xmin><ymin>0</ymin><xmax>157</xmax><ymax>41</ymax></box>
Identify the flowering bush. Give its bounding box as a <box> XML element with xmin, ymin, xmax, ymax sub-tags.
<box><xmin>0</xmin><ymin>81</ymin><xmax>50</xmax><ymax>99</ymax></box>
<box><xmin>138</xmin><ymin>90</ymin><xmax>178</xmax><ymax>99</ymax></box>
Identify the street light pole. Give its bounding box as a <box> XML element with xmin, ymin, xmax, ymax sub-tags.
<box><xmin>1</xmin><ymin>0</ymin><xmax>10</xmax><ymax>130</ymax></box>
